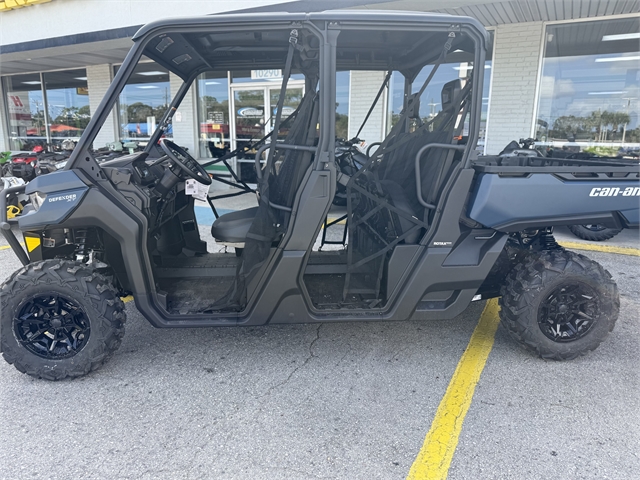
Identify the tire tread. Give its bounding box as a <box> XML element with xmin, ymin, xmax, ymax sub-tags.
<box><xmin>499</xmin><ymin>250</ymin><xmax>619</xmax><ymax>361</ymax></box>
<box><xmin>0</xmin><ymin>260</ymin><xmax>126</xmax><ymax>380</ymax></box>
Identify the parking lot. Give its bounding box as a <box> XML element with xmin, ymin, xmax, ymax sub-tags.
<box><xmin>0</xmin><ymin>223</ymin><xmax>638</xmax><ymax>479</ymax></box>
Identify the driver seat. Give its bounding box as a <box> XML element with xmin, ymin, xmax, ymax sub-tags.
<box><xmin>210</xmin><ymin>206</ymin><xmax>258</xmax><ymax>246</ymax></box>
<box><xmin>210</xmin><ymin>90</ymin><xmax>318</xmax><ymax>248</ymax></box>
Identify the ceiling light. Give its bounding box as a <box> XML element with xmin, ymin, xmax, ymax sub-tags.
<box><xmin>205</xmin><ymin>81</ymin><xmax>220</xmax><ymax>85</ymax></box>
<box><xmin>595</xmin><ymin>55</ymin><xmax>640</xmax><ymax>62</ymax></box>
<box><xmin>137</xmin><ymin>85</ymin><xmax>159</xmax><ymax>89</ymax></box>
<box><xmin>137</xmin><ymin>71</ymin><xmax>167</xmax><ymax>76</ymax></box>
<box><xmin>602</xmin><ymin>33</ymin><xmax>640</xmax><ymax>41</ymax></box>
<box><xmin>21</xmin><ymin>81</ymin><xmax>41</xmax><ymax>85</ymax></box>
<box><xmin>588</xmin><ymin>91</ymin><xmax>625</xmax><ymax>95</ymax></box>
<box><xmin>74</xmin><ymin>77</ymin><xmax>87</xmax><ymax>81</ymax></box>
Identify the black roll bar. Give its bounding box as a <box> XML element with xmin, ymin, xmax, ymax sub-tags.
<box><xmin>254</xmin><ymin>143</ymin><xmax>318</xmax><ymax>181</ymax></box>
<box><xmin>0</xmin><ymin>185</ymin><xmax>30</xmax><ymax>266</ymax></box>
<box><xmin>253</xmin><ymin>142</ymin><xmax>318</xmax><ymax>213</ymax></box>
<box><xmin>415</xmin><ymin>143</ymin><xmax>466</xmax><ymax>209</ymax></box>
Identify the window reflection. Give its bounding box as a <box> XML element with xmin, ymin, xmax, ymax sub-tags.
<box><xmin>115</xmin><ymin>62</ymin><xmax>171</xmax><ymax>141</ymax></box>
<box><xmin>3</xmin><ymin>69</ymin><xmax>89</xmax><ymax>151</ymax></box>
<box><xmin>336</xmin><ymin>71</ymin><xmax>350</xmax><ymax>140</ymax></box>
<box><xmin>196</xmin><ymin>72</ymin><xmax>230</xmax><ymax>158</ymax></box>
<box><xmin>43</xmin><ymin>69</ymin><xmax>90</xmax><ymax>144</ymax></box>
<box><xmin>535</xmin><ymin>18</ymin><xmax>640</xmax><ymax>157</ymax></box>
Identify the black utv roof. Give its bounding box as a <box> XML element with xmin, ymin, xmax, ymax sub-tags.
<box><xmin>131</xmin><ymin>10</ymin><xmax>489</xmax><ymax>80</ymax></box>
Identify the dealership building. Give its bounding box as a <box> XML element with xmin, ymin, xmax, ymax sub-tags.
<box><xmin>0</xmin><ymin>0</ymin><xmax>638</xmax><ymax>182</ymax></box>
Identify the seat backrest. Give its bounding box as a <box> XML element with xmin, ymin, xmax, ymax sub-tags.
<box><xmin>267</xmin><ymin>92</ymin><xmax>319</xmax><ymax>209</ymax></box>
<box><xmin>379</xmin><ymin>81</ymin><xmax>466</xmax><ymax>205</ymax></box>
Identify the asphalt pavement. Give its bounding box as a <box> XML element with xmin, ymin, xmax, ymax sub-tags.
<box><xmin>0</xmin><ymin>210</ymin><xmax>638</xmax><ymax>479</ymax></box>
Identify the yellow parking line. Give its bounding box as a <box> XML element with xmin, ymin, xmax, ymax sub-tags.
<box><xmin>559</xmin><ymin>241</ymin><xmax>640</xmax><ymax>257</ymax></box>
<box><xmin>407</xmin><ymin>299</ymin><xmax>500</xmax><ymax>480</ymax></box>
<box><xmin>0</xmin><ymin>243</ymin><xmax>24</xmax><ymax>251</ymax></box>
<box><xmin>122</xmin><ymin>295</ymin><xmax>134</xmax><ymax>303</ymax></box>
<box><xmin>325</xmin><ymin>217</ymin><xmax>347</xmax><ymax>226</ymax></box>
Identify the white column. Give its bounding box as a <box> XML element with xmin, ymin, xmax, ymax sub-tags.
<box><xmin>347</xmin><ymin>70</ymin><xmax>387</xmax><ymax>144</ymax></box>
<box><xmin>485</xmin><ymin>22</ymin><xmax>545</xmax><ymax>154</ymax></box>
<box><xmin>86</xmin><ymin>64</ymin><xmax>118</xmax><ymax>149</ymax></box>
<box><xmin>0</xmin><ymin>80</ymin><xmax>8</xmax><ymax>152</ymax></box>
<box><xmin>170</xmin><ymin>73</ymin><xmax>198</xmax><ymax>157</ymax></box>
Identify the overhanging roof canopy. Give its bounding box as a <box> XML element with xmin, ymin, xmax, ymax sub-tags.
<box><xmin>133</xmin><ymin>11</ymin><xmax>486</xmax><ymax>80</ymax></box>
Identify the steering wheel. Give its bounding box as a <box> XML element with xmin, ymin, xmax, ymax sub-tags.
<box><xmin>159</xmin><ymin>139</ymin><xmax>211</xmax><ymax>185</ymax></box>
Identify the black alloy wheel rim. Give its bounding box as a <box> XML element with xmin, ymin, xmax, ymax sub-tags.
<box><xmin>13</xmin><ymin>294</ymin><xmax>91</xmax><ymax>359</ymax></box>
<box><xmin>538</xmin><ymin>283</ymin><xmax>599</xmax><ymax>343</ymax></box>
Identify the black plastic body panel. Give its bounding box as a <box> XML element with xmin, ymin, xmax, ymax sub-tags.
<box><xmin>386</xmin><ymin>245</ymin><xmax>421</xmax><ymax>297</ymax></box>
<box><xmin>24</xmin><ymin>170</ymin><xmax>88</xmax><ymax>194</ymax></box>
<box><xmin>19</xmin><ymin>171</ymin><xmax>90</xmax><ymax>230</ymax></box>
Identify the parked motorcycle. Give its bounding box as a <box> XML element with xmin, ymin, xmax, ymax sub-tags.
<box><xmin>1</xmin><ymin>176</ymin><xmax>29</xmax><ymax>220</ymax></box>
<box><xmin>0</xmin><ymin>151</ymin><xmax>11</xmax><ymax>177</ymax></box>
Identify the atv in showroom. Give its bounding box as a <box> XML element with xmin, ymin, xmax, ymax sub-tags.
<box><xmin>1</xmin><ymin>11</ymin><xmax>638</xmax><ymax>380</ymax></box>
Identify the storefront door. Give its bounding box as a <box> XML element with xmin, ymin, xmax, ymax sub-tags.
<box><xmin>229</xmin><ymin>81</ymin><xmax>304</xmax><ymax>184</ymax></box>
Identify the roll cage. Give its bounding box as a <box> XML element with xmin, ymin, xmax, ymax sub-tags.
<box><xmin>13</xmin><ymin>10</ymin><xmax>493</xmax><ymax>326</ymax></box>
<box><xmin>67</xmin><ymin>11</ymin><xmax>489</xmax><ymax>176</ymax></box>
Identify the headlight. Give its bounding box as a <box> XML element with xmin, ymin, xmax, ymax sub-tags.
<box><xmin>55</xmin><ymin>161</ymin><xmax>67</xmax><ymax>170</ymax></box>
<box><xmin>29</xmin><ymin>192</ymin><xmax>46</xmax><ymax>210</ymax></box>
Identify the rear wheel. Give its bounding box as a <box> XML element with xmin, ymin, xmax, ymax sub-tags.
<box><xmin>567</xmin><ymin>224</ymin><xmax>622</xmax><ymax>241</ymax></box>
<box><xmin>499</xmin><ymin>250</ymin><xmax>618</xmax><ymax>360</ymax></box>
<box><xmin>0</xmin><ymin>260</ymin><xmax>126</xmax><ymax>380</ymax></box>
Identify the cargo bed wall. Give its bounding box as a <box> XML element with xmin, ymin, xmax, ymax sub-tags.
<box><xmin>468</xmin><ymin>168</ymin><xmax>640</xmax><ymax>232</ymax></box>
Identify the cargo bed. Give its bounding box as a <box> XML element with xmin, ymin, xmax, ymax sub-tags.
<box><xmin>468</xmin><ymin>155</ymin><xmax>640</xmax><ymax>232</ymax></box>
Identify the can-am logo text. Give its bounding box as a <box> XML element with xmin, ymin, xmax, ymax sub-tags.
<box><xmin>589</xmin><ymin>187</ymin><xmax>640</xmax><ymax>197</ymax></box>
<box><xmin>48</xmin><ymin>194</ymin><xmax>77</xmax><ymax>203</ymax></box>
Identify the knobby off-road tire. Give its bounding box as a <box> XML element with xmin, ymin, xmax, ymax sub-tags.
<box><xmin>499</xmin><ymin>250</ymin><xmax>619</xmax><ymax>360</ymax></box>
<box><xmin>0</xmin><ymin>260</ymin><xmax>126</xmax><ymax>380</ymax></box>
<box><xmin>567</xmin><ymin>224</ymin><xmax>622</xmax><ymax>242</ymax></box>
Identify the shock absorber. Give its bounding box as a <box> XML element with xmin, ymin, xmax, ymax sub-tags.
<box><xmin>74</xmin><ymin>228</ymin><xmax>89</xmax><ymax>261</ymax></box>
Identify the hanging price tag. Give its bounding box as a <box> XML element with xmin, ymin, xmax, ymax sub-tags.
<box><xmin>185</xmin><ymin>179</ymin><xmax>209</xmax><ymax>201</ymax></box>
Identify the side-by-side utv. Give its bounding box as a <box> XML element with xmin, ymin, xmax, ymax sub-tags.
<box><xmin>1</xmin><ymin>11</ymin><xmax>638</xmax><ymax>380</ymax></box>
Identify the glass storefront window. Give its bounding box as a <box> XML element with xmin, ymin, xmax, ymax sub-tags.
<box><xmin>3</xmin><ymin>69</ymin><xmax>89</xmax><ymax>151</ymax></box>
<box><xmin>196</xmin><ymin>72</ymin><xmax>230</xmax><ymax>158</ymax></box>
<box><xmin>230</xmin><ymin>71</ymin><xmax>305</xmax><ymax>84</ymax></box>
<box><xmin>3</xmin><ymin>73</ymin><xmax>47</xmax><ymax>151</ymax></box>
<box><xmin>228</xmin><ymin>81</ymin><xmax>306</xmax><ymax>183</ymax></box>
<box><xmin>535</xmin><ymin>18</ymin><xmax>640</xmax><ymax>157</ymax></box>
<box><xmin>197</xmin><ymin>70</ymin><xmax>308</xmax><ymax>182</ymax></box>
<box><xmin>43</xmin><ymin>69</ymin><xmax>90</xmax><ymax>146</ymax></box>
<box><xmin>115</xmin><ymin>62</ymin><xmax>171</xmax><ymax>141</ymax></box>
<box><xmin>336</xmin><ymin>71</ymin><xmax>350</xmax><ymax>139</ymax></box>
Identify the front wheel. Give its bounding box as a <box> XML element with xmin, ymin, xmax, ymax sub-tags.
<box><xmin>499</xmin><ymin>250</ymin><xmax>618</xmax><ymax>360</ymax></box>
<box><xmin>567</xmin><ymin>224</ymin><xmax>622</xmax><ymax>242</ymax></box>
<box><xmin>0</xmin><ymin>260</ymin><xmax>126</xmax><ymax>380</ymax></box>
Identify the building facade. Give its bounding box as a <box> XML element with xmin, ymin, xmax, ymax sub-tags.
<box><xmin>1</xmin><ymin>0</ymin><xmax>638</xmax><ymax>181</ymax></box>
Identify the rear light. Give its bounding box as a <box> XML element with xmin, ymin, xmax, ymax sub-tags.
<box><xmin>13</xmin><ymin>156</ymin><xmax>37</xmax><ymax>164</ymax></box>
